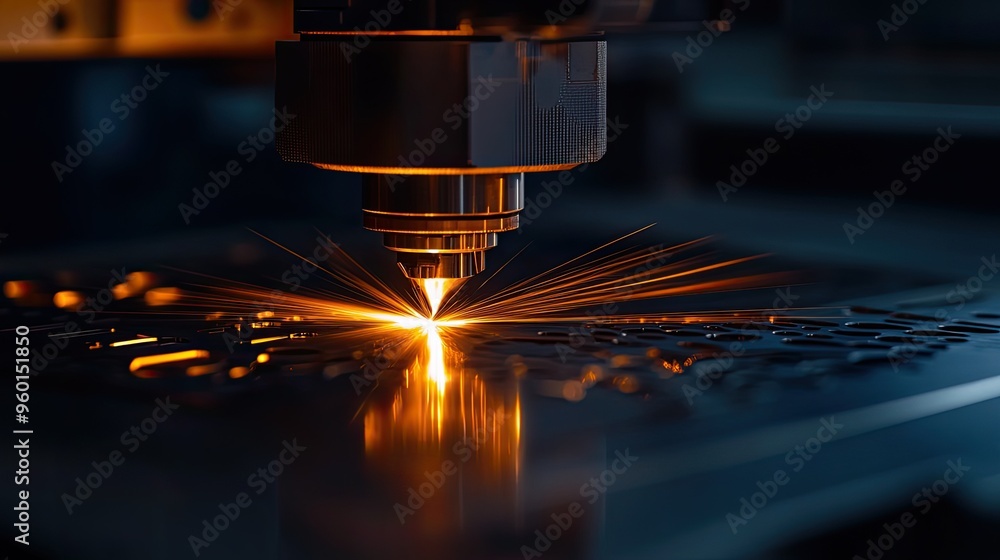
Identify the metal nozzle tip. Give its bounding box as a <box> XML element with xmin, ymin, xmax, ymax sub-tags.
<box><xmin>397</xmin><ymin>252</ymin><xmax>486</xmax><ymax>279</ymax></box>
<box><xmin>364</xmin><ymin>173</ymin><xmax>524</xmax><ymax>281</ymax></box>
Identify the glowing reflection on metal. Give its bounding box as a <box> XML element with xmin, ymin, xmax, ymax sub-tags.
<box><xmin>129</xmin><ymin>350</ymin><xmax>209</xmax><ymax>372</ymax></box>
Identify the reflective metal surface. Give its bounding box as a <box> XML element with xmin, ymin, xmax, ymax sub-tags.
<box><xmin>364</xmin><ymin>174</ymin><xmax>524</xmax><ymax>216</ymax></box>
<box><xmin>365</xmin><ymin>173</ymin><xmax>523</xmax><ymax>279</ymax></box>
<box><xmin>397</xmin><ymin>250</ymin><xmax>488</xmax><ymax>278</ymax></box>
<box><xmin>5</xmin><ymin>259</ymin><xmax>1000</xmax><ymax>559</ymax></box>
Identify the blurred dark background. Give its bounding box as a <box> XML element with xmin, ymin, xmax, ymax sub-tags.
<box><xmin>2</xmin><ymin>0</ymin><xmax>999</xmax><ymax>270</ymax></box>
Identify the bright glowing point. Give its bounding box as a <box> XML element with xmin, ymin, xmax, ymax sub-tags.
<box><xmin>418</xmin><ymin>278</ymin><xmax>463</xmax><ymax>318</ymax></box>
<box><xmin>110</xmin><ymin>337</ymin><xmax>159</xmax><ymax>348</ymax></box>
<box><xmin>424</xmin><ymin>322</ymin><xmax>447</xmax><ymax>388</ymax></box>
<box><xmin>182</xmin><ymin>228</ymin><xmax>783</xmax><ymax>403</ymax></box>
<box><xmin>156</xmin><ymin>223</ymin><xmax>792</xmax><ymax>493</ymax></box>
<box><xmin>388</xmin><ymin>312</ymin><xmax>467</xmax><ymax>331</ymax></box>
<box><xmin>391</xmin><ymin>315</ymin><xmax>436</xmax><ymax>331</ymax></box>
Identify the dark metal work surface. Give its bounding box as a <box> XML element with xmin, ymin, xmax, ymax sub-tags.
<box><xmin>4</xmin><ymin>229</ymin><xmax>1000</xmax><ymax>559</ymax></box>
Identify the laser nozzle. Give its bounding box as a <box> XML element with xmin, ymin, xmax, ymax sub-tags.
<box><xmin>363</xmin><ymin>173</ymin><xmax>524</xmax><ymax>281</ymax></box>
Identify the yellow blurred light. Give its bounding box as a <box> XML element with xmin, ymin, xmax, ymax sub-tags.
<box><xmin>611</xmin><ymin>355</ymin><xmax>632</xmax><ymax>368</ymax></box>
<box><xmin>4</xmin><ymin>281</ymin><xmax>34</xmax><ymax>299</ymax></box>
<box><xmin>257</xmin><ymin>353</ymin><xmax>270</xmax><ymax>363</ymax></box>
<box><xmin>425</xmin><ymin>324</ymin><xmax>447</xmax><ymax>389</ymax></box>
<box><xmin>127</xmin><ymin>271</ymin><xmax>156</xmax><ymax>291</ymax></box>
<box><xmin>53</xmin><ymin>291</ymin><xmax>84</xmax><ymax>310</ymax></box>
<box><xmin>110</xmin><ymin>337</ymin><xmax>158</xmax><ymax>348</ymax></box>
<box><xmin>145</xmin><ymin>287</ymin><xmax>182</xmax><ymax>306</ymax></box>
<box><xmin>186</xmin><ymin>363</ymin><xmax>223</xmax><ymax>377</ymax></box>
<box><xmin>112</xmin><ymin>283</ymin><xmax>130</xmax><ymax>300</ymax></box>
<box><xmin>251</xmin><ymin>336</ymin><xmax>288</xmax><ymax>345</ymax></box>
<box><xmin>613</xmin><ymin>375</ymin><xmax>640</xmax><ymax>394</ymax></box>
<box><xmin>129</xmin><ymin>350</ymin><xmax>209</xmax><ymax>372</ymax></box>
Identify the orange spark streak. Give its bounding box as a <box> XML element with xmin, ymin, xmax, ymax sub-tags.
<box><xmin>171</xmin><ymin>226</ymin><xmax>798</xmax><ymax>392</ymax></box>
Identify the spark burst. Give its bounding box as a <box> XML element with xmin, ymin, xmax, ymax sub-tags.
<box><xmin>121</xmin><ymin>226</ymin><xmax>805</xmax><ymax>449</ymax></box>
<box><xmin>171</xmin><ymin>225</ymin><xmax>795</xmax><ymax>374</ymax></box>
<box><xmin>119</xmin><ymin>229</ymin><xmax>801</xmax><ymax>512</ymax></box>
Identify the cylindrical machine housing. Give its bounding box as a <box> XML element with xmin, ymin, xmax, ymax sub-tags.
<box><xmin>275</xmin><ymin>11</ymin><xmax>608</xmax><ymax>279</ymax></box>
<box><xmin>276</xmin><ymin>37</ymin><xmax>607</xmax><ymax>173</ymax></box>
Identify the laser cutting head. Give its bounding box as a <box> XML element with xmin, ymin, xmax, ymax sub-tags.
<box><xmin>363</xmin><ymin>173</ymin><xmax>524</xmax><ymax>278</ymax></box>
<box><xmin>274</xmin><ymin>1</ymin><xmax>626</xmax><ymax>280</ymax></box>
